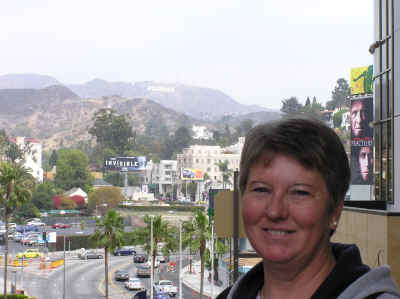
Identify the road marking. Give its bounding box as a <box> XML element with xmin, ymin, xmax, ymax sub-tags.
<box><xmin>97</xmin><ymin>259</ymin><xmax>133</xmax><ymax>298</ymax></box>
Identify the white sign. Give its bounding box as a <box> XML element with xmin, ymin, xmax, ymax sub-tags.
<box><xmin>48</xmin><ymin>232</ymin><xmax>57</xmax><ymax>243</ymax></box>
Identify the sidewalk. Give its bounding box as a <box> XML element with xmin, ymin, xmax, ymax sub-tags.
<box><xmin>182</xmin><ymin>260</ymin><xmax>225</xmax><ymax>298</ymax></box>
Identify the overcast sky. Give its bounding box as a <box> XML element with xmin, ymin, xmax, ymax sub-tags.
<box><xmin>0</xmin><ymin>0</ymin><xmax>374</xmax><ymax>110</ymax></box>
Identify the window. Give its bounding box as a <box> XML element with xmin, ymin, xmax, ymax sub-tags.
<box><xmin>373</xmin><ymin>0</ymin><xmax>395</xmax><ymax>203</ymax></box>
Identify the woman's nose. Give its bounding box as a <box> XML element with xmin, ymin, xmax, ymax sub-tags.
<box><xmin>264</xmin><ymin>192</ymin><xmax>289</xmax><ymax>220</ymax></box>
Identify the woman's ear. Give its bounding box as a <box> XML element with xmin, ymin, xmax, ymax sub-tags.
<box><xmin>330</xmin><ymin>201</ymin><xmax>344</xmax><ymax>230</ymax></box>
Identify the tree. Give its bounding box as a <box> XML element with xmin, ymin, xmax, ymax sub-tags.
<box><xmin>305</xmin><ymin>97</ymin><xmax>311</xmax><ymax>106</ymax></box>
<box><xmin>215</xmin><ymin>160</ymin><xmax>233</xmax><ymax>189</ymax></box>
<box><xmin>58</xmin><ymin>195</ymin><xmax>78</xmax><ymax>210</ymax></box>
<box><xmin>54</xmin><ymin>149</ymin><xmax>94</xmax><ymax>193</ymax></box>
<box><xmin>48</xmin><ymin>150</ymin><xmax>58</xmax><ymax>168</ymax></box>
<box><xmin>0</xmin><ymin>162</ymin><xmax>35</xmax><ymax>298</ymax></box>
<box><xmin>91</xmin><ymin>210</ymin><xmax>124</xmax><ymax>299</ymax></box>
<box><xmin>281</xmin><ymin>97</ymin><xmax>303</xmax><ymax>116</ymax></box>
<box><xmin>327</xmin><ymin>78</ymin><xmax>351</xmax><ymax>110</ymax></box>
<box><xmin>88</xmin><ymin>186</ymin><xmax>125</xmax><ymax>215</ymax></box>
<box><xmin>184</xmin><ymin>210</ymin><xmax>210</xmax><ymax>298</ymax></box>
<box><xmin>333</xmin><ymin>109</ymin><xmax>347</xmax><ymax>128</ymax></box>
<box><xmin>236</xmin><ymin>119</ymin><xmax>253</xmax><ymax>137</ymax></box>
<box><xmin>31</xmin><ymin>181</ymin><xmax>57</xmax><ymax>210</ymax></box>
<box><xmin>134</xmin><ymin>215</ymin><xmax>178</xmax><ymax>277</ymax></box>
<box><xmin>88</xmin><ymin>108</ymin><xmax>134</xmax><ymax>155</ymax></box>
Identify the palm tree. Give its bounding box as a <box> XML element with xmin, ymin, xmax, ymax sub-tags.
<box><xmin>184</xmin><ymin>209</ymin><xmax>210</xmax><ymax>298</ymax></box>
<box><xmin>135</xmin><ymin>215</ymin><xmax>177</xmax><ymax>277</ymax></box>
<box><xmin>91</xmin><ymin>209</ymin><xmax>124</xmax><ymax>299</ymax></box>
<box><xmin>0</xmin><ymin>162</ymin><xmax>35</xmax><ymax>298</ymax></box>
<box><xmin>215</xmin><ymin>160</ymin><xmax>233</xmax><ymax>189</ymax></box>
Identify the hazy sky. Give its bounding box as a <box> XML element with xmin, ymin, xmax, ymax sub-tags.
<box><xmin>0</xmin><ymin>0</ymin><xmax>373</xmax><ymax>110</ymax></box>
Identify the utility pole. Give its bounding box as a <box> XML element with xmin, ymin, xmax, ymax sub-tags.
<box><xmin>150</xmin><ymin>216</ymin><xmax>154</xmax><ymax>299</ymax></box>
<box><xmin>179</xmin><ymin>221</ymin><xmax>183</xmax><ymax>299</ymax></box>
<box><xmin>211</xmin><ymin>219</ymin><xmax>215</xmax><ymax>299</ymax></box>
<box><xmin>63</xmin><ymin>234</ymin><xmax>66</xmax><ymax>299</ymax></box>
<box><xmin>233</xmin><ymin>170</ymin><xmax>239</xmax><ymax>282</ymax></box>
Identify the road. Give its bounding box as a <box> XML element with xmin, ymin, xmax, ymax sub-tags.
<box><xmin>17</xmin><ymin>254</ymin><xmax>210</xmax><ymax>299</ymax></box>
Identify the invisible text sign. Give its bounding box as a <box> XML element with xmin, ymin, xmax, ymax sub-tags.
<box><xmin>104</xmin><ymin>156</ymin><xmax>147</xmax><ymax>172</ymax></box>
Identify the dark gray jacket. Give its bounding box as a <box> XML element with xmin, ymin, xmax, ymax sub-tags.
<box><xmin>217</xmin><ymin>243</ymin><xmax>400</xmax><ymax>299</ymax></box>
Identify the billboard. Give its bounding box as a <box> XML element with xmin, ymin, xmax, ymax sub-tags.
<box><xmin>181</xmin><ymin>168</ymin><xmax>204</xmax><ymax>180</ymax></box>
<box><xmin>350</xmin><ymin>96</ymin><xmax>373</xmax><ymax>185</ymax></box>
<box><xmin>104</xmin><ymin>156</ymin><xmax>147</xmax><ymax>171</ymax></box>
<box><xmin>350</xmin><ymin>65</ymin><xmax>373</xmax><ymax>95</ymax></box>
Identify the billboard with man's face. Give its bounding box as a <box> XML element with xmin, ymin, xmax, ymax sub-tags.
<box><xmin>350</xmin><ymin>96</ymin><xmax>373</xmax><ymax>185</ymax></box>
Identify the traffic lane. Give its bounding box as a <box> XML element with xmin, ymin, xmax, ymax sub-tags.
<box><xmin>111</xmin><ymin>258</ymin><xmax>210</xmax><ymax>299</ymax></box>
<box><xmin>23</xmin><ymin>255</ymin><xmax>133</xmax><ymax>299</ymax></box>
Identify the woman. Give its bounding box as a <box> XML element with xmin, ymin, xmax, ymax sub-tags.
<box><xmin>217</xmin><ymin>118</ymin><xmax>399</xmax><ymax>299</ymax></box>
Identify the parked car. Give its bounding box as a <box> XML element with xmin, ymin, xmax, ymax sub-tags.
<box><xmin>16</xmin><ymin>248</ymin><xmax>42</xmax><ymax>259</ymax></box>
<box><xmin>134</xmin><ymin>254</ymin><xmax>148</xmax><ymax>263</ymax></box>
<box><xmin>136</xmin><ymin>264</ymin><xmax>151</xmax><ymax>277</ymax></box>
<box><xmin>125</xmin><ymin>278</ymin><xmax>144</xmax><ymax>291</ymax></box>
<box><xmin>81</xmin><ymin>250</ymin><xmax>103</xmax><ymax>259</ymax></box>
<box><xmin>153</xmin><ymin>280</ymin><xmax>178</xmax><ymax>297</ymax></box>
<box><xmin>114</xmin><ymin>247</ymin><xmax>136</xmax><ymax>256</ymax></box>
<box><xmin>52</xmin><ymin>223</ymin><xmax>71</xmax><ymax>229</ymax></box>
<box><xmin>26</xmin><ymin>221</ymin><xmax>46</xmax><ymax>226</ymax></box>
<box><xmin>115</xmin><ymin>270</ymin><xmax>129</xmax><ymax>281</ymax></box>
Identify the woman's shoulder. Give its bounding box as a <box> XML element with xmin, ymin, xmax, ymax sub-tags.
<box><xmin>338</xmin><ymin>265</ymin><xmax>400</xmax><ymax>299</ymax></box>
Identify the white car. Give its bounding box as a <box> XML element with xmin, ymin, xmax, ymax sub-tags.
<box><xmin>125</xmin><ymin>278</ymin><xmax>144</xmax><ymax>291</ymax></box>
<box><xmin>145</xmin><ymin>259</ymin><xmax>160</xmax><ymax>268</ymax></box>
<box><xmin>154</xmin><ymin>280</ymin><xmax>178</xmax><ymax>297</ymax></box>
<box><xmin>27</xmin><ymin>221</ymin><xmax>46</xmax><ymax>227</ymax></box>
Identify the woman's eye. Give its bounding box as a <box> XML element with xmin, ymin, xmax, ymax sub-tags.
<box><xmin>253</xmin><ymin>187</ymin><xmax>270</xmax><ymax>193</ymax></box>
<box><xmin>292</xmin><ymin>190</ymin><xmax>310</xmax><ymax>196</ymax></box>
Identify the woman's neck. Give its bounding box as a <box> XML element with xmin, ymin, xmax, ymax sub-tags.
<box><xmin>261</xmin><ymin>248</ymin><xmax>336</xmax><ymax>299</ymax></box>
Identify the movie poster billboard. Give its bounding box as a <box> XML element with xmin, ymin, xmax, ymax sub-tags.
<box><xmin>350</xmin><ymin>96</ymin><xmax>373</xmax><ymax>185</ymax></box>
<box><xmin>104</xmin><ymin>156</ymin><xmax>147</xmax><ymax>171</ymax></box>
<box><xmin>181</xmin><ymin>168</ymin><xmax>204</xmax><ymax>180</ymax></box>
<box><xmin>350</xmin><ymin>65</ymin><xmax>373</xmax><ymax>95</ymax></box>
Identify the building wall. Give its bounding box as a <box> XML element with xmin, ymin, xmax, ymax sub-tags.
<box><xmin>14</xmin><ymin>137</ymin><xmax>44</xmax><ymax>183</ymax></box>
<box><xmin>176</xmin><ymin>140</ymin><xmax>243</xmax><ymax>190</ymax></box>
<box><xmin>332</xmin><ymin>208</ymin><xmax>400</xmax><ymax>286</ymax></box>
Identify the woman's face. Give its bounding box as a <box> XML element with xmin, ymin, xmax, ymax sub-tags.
<box><xmin>242</xmin><ymin>154</ymin><xmax>340</xmax><ymax>268</ymax></box>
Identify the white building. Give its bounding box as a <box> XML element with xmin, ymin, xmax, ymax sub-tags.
<box><xmin>192</xmin><ymin>125</ymin><xmax>213</xmax><ymax>140</ymax></box>
<box><xmin>146</xmin><ymin>160</ymin><xmax>178</xmax><ymax>198</ymax></box>
<box><xmin>10</xmin><ymin>137</ymin><xmax>44</xmax><ymax>183</ymax></box>
<box><xmin>176</xmin><ymin>137</ymin><xmax>244</xmax><ymax>193</ymax></box>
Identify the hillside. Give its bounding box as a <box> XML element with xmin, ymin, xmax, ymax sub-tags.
<box><xmin>0</xmin><ymin>86</ymin><xmax>208</xmax><ymax>151</ymax></box>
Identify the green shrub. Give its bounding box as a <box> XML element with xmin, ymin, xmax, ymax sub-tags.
<box><xmin>0</xmin><ymin>295</ymin><xmax>37</xmax><ymax>299</ymax></box>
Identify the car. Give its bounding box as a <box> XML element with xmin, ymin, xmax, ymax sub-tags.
<box><xmin>26</xmin><ymin>221</ymin><xmax>46</xmax><ymax>226</ymax></box>
<box><xmin>136</xmin><ymin>264</ymin><xmax>151</xmax><ymax>277</ymax></box>
<box><xmin>16</xmin><ymin>248</ymin><xmax>43</xmax><ymax>259</ymax></box>
<box><xmin>114</xmin><ymin>247</ymin><xmax>136</xmax><ymax>256</ymax></box>
<box><xmin>52</xmin><ymin>223</ymin><xmax>71</xmax><ymax>229</ymax></box>
<box><xmin>131</xmin><ymin>289</ymin><xmax>169</xmax><ymax>299</ymax></box>
<box><xmin>145</xmin><ymin>259</ymin><xmax>160</xmax><ymax>268</ymax></box>
<box><xmin>155</xmin><ymin>255</ymin><xmax>168</xmax><ymax>263</ymax></box>
<box><xmin>115</xmin><ymin>270</ymin><xmax>129</xmax><ymax>281</ymax></box>
<box><xmin>125</xmin><ymin>278</ymin><xmax>144</xmax><ymax>291</ymax></box>
<box><xmin>134</xmin><ymin>254</ymin><xmax>148</xmax><ymax>263</ymax></box>
<box><xmin>154</xmin><ymin>280</ymin><xmax>178</xmax><ymax>297</ymax></box>
<box><xmin>81</xmin><ymin>250</ymin><xmax>103</xmax><ymax>259</ymax></box>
